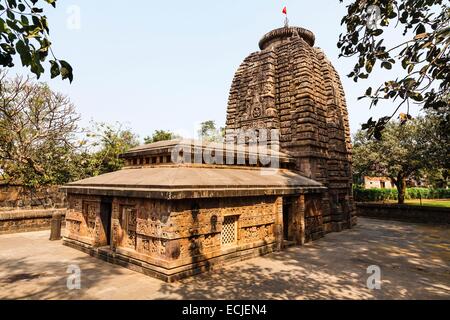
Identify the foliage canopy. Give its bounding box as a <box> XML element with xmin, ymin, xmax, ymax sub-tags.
<box><xmin>338</xmin><ymin>0</ymin><xmax>449</xmax><ymax>139</ymax></box>
<box><xmin>0</xmin><ymin>0</ymin><xmax>73</xmax><ymax>81</ymax></box>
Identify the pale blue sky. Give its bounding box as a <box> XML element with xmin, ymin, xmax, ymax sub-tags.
<box><xmin>10</xmin><ymin>0</ymin><xmax>420</xmax><ymax>140</ymax></box>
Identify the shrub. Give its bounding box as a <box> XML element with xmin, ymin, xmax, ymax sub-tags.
<box><xmin>353</xmin><ymin>186</ymin><xmax>450</xmax><ymax>202</ymax></box>
<box><xmin>353</xmin><ymin>186</ymin><xmax>397</xmax><ymax>202</ymax></box>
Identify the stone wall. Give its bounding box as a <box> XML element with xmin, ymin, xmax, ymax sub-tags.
<box><xmin>0</xmin><ymin>209</ymin><xmax>66</xmax><ymax>234</ymax></box>
<box><xmin>64</xmin><ymin>193</ymin><xmax>317</xmax><ymax>280</ymax></box>
<box><xmin>356</xmin><ymin>203</ymin><xmax>450</xmax><ymax>224</ymax></box>
<box><xmin>0</xmin><ymin>185</ymin><xmax>66</xmax><ymax>210</ymax></box>
<box><xmin>65</xmin><ymin>195</ymin><xmax>280</xmax><ymax>264</ymax></box>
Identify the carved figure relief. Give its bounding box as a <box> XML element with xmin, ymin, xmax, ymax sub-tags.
<box><xmin>120</xmin><ymin>205</ymin><xmax>137</xmax><ymax>249</ymax></box>
<box><xmin>82</xmin><ymin>201</ymin><xmax>98</xmax><ymax>237</ymax></box>
<box><xmin>252</xmin><ymin>106</ymin><xmax>262</xmax><ymax>118</ymax></box>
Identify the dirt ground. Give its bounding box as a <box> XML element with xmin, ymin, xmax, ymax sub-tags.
<box><xmin>0</xmin><ymin>218</ymin><xmax>449</xmax><ymax>300</ymax></box>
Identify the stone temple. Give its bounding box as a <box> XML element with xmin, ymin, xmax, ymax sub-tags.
<box><xmin>61</xmin><ymin>25</ymin><xmax>356</xmax><ymax>282</ymax></box>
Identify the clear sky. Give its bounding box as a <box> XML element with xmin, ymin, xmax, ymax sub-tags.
<box><xmin>9</xmin><ymin>0</ymin><xmax>420</xmax><ymax>140</ymax></box>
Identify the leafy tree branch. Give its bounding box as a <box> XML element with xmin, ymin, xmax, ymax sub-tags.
<box><xmin>338</xmin><ymin>0</ymin><xmax>449</xmax><ymax>139</ymax></box>
<box><xmin>0</xmin><ymin>0</ymin><xmax>73</xmax><ymax>81</ymax></box>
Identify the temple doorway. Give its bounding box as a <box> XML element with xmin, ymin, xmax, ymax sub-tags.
<box><xmin>100</xmin><ymin>198</ymin><xmax>112</xmax><ymax>246</ymax></box>
<box><xmin>283</xmin><ymin>197</ymin><xmax>294</xmax><ymax>241</ymax></box>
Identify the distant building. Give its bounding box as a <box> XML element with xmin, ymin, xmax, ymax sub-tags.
<box><xmin>364</xmin><ymin>176</ymin><xmax>394</xmax><ymax>189</ymax></box>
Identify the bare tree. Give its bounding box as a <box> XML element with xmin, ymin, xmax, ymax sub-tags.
<box><xmin>0</xmin><ymin>71</ymin><xmax>80</xmax><ymax>186</ymax></box>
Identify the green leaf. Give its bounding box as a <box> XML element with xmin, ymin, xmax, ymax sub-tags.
<box><xmin>381</xmin><ymin>62</ymin><xmax>392</xmax><ymax>70</ymax></box>
<box><xmin>410</xmin><ymin>92</ymin><xmax>424</xmax><ymax>102</ymax></box>
<box><xmin>30</xmin><ymin>51</ymin><xmax>45</xmax><ymax>78</ymax></box>
<box><xmin>59</xmin><ymin>60</ymin><xmax>73</xmax><ymax>83</ymax></box>
<box><xmin>21</xmin><ymin>15</ymin><xmax>29</xmax><ymax>26</ymax></box>
<box><xmin>365</xmin><ymin>60</ymin><xmax>374</xmax><ymax>73</ymax></box>
<box><xmin>0</xmin><ymin>18</ymin><xmax>6</xmax><ymax>33</ymax></box>
<box><xmin>50</xmin><ymin>60</ymin><xmax>60</xmax><ymax>79</ymax></box>
<box><xmin>40</xmin><ymin>16</ymin><xmax>49</xmax><ymax>33</ymax></box>
<box><xmin>372</xmin><ymin>29</ymin><xmax>383</xmax><ymax>36</ymax></box>
<box><xmin>374</xmin><ymin>128</ymin><xmax>382</xmax><ymax>141</ymax></box>
<box><xmin>401</xmin><ymin>58</ymin><xmax>409</xmax><ymax>69</ymax></box>
<box><xmin>6</xmin><ymin>9</ymin><xmax>15</xmax><ymax>20</ymax></box>
<box><xmin>45</xmin><ymin>0</ymin><xmax>57</xmax><ymax>8</ymax></box>
<box><xmin>16</xmin><ymin>39</ymin><xmax>32</xmax><ymax>66</ymax></box>
<box><xmin>7</xmin><ymin>0</ymin><xmax>17</xmax><ymax>8</ymax></box>
<box><xmin>416</xmin><ymin>23</ymin><xmax>426</xmax><ymax>35</ymax></box>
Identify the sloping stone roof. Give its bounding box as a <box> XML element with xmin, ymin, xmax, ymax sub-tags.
<box><xmin>121</xmin><ymin>139</ymin><xmax>294</xmax><ymax>163</ymax></box>
<box><xmin>61</xmin><ymin>166</ymin><xmax>324</xmax><ymax>199</ymax></box>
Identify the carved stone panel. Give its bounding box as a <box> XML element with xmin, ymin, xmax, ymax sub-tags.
<box><xmin>119</xmin><ymin>205</ymin><xmax>137</xmax><ymax>249</ymax></box>
<box><xmin>82</xmin><ymin>201</ymin><xmax>98</xmax><ymax>238</ymax></box>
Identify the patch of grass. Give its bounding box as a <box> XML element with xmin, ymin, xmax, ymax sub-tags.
<box><xmin>383</xmin><ymin>199</ymin><xmax>450</xmax><ymax>208</ymax></box>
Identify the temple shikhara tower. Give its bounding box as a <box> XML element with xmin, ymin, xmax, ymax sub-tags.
<box><xmin>61</xmin><ymin>25</ymin><xmax>356</xmax><ymax>281</ymax></box>
<box><xmin>226</xmin><ymin>26</ymin><xmax>356</xmax><ymax>238</ymax></box>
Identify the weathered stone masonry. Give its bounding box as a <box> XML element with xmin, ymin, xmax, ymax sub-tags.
<box><xmin>0</xmin><ymin>209</ymin><xmax>66</xmax><ymax>235</ymax></box>
<box><xmin>64</xmin><ymin>184</ymin><xmax>323</xmax><ymax>281</ymax></box>
<box><xmin>66</xmin><ymin>195</ymin><xmax>279</xmax><ymax>266</ymax></box>
<box><xmin>62</xmin><ymin>25</ymin><xmax>356</xmax><ymax>281</ymax></box>
<box><xmin>225</xmin><ymin>27</ymin><xmax>356</xmax><ymax>239</ymax></box>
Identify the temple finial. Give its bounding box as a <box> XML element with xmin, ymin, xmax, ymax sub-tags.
<box><xmin>282</xmin><ymin>6</ymin><xmax>289</xmax><ymax>27</ymax></box>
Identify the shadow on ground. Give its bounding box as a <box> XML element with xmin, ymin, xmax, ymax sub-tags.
<box><xmin>0</xmin><ymin>218</ymin><xmax>449</xmax><ymax>299</ymax></box>
<box><xmin>157</xmin><ymin>219</ymin><xmax>450</xmax><ymax>299</ymax></box>
<box><xmin>0</xmin><ymin>255</ymin><xmax>127</xmax><ymax>299</ymax></box>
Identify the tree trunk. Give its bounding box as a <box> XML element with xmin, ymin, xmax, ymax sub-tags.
<box><xmin>396</xmin><ymin>176</ymin><xmax>407</xmax><ymax>204</ymax></box>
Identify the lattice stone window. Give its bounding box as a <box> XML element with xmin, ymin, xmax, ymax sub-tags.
<box><xmin>221</xmin><ymin>215</ymin><xmax>238</xmax><ymax>246</ymax></box>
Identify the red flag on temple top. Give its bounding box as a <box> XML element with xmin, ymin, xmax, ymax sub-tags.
<box><xmin>282</xmin><ymin>6</ymin><xmax>287</xmax><ymax>15</ymax></box>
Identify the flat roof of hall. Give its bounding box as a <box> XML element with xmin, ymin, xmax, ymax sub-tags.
<box><xmin>61</xmin><ymin>166</ymin><xmax>324</xmax><ymax>199</ymax></box>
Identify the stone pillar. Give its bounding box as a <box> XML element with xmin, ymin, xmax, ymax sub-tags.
<box><xmin>274</xmin><ymin>196</ymin><xmax>284</xmax><ymax>251</ymax></box>
<box><xmin>293</xmin><ymin>194</ymin><xmax>306</xmax><ymax>245</ymax></box>
<box><xmin>49</xmin><ymin>213</ymin><xmax>62</xmax><ymax>241</ymax></box>
<box><xmin>294</xmin><ymin>194</ymin><xmax>305</xmax><ymax>245</ymax></box>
